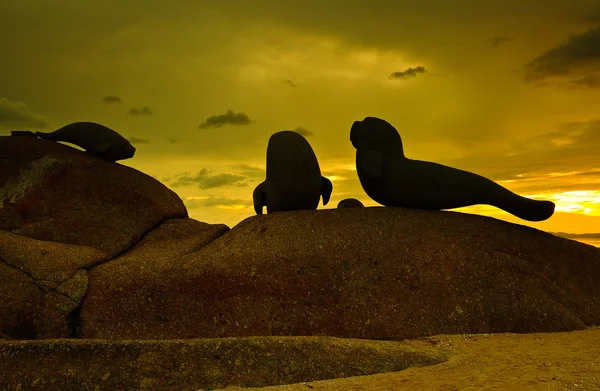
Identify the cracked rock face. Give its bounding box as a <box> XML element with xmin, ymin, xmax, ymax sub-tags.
<box><xmin>0</xmin><ymin>136</ymin><xmax>189</xmax><ymax>338</ymax></box>
<box><xmin>82</xmin><ymin>207</ymin><xmax>600</xmax><ymax>340</ymax></box>
<box><xmin>81</xmin><ymin>218</ymin><xmax>230</xmax><ymax>339</ymax></box>
<box><xmin>0</xmin><ymin>231</ymin><xmax>105</xmax><ymax>338</ymax></box>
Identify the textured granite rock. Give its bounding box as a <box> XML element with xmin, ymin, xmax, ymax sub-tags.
<box><xmin>0</xmin><ymin>135</ymin><xmax>187</xmax><ymax>256</ymax></box>
<box><xmin>81</xmin><ymin>207</ymin><xmax>600</xmax><ymax>340</ymax></box>
<box><xmin>0</xmin><ymin>336</ymin><xmax>448</xmax><ymax>390</ymax></box>
<box><xmin>0</xmin><ymin>230</ymin><xmax>106</xmax><ymax>338</ymax></box>
<box><xmin>0</xmin><ymin>136</ymin><xmax>228</xmax><ymax>338</ymax></box>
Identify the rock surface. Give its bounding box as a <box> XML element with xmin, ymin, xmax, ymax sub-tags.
<box><xmin>0</xmin><ymin>230</ymin><xmax>105</xmax><ymax>338</ymax></box>
<box><xmin>0</xmin><ymin>336</ymin><xmax>448</xmax><ymax>390</ymax></box>
<box><xmin>217</xmin><ymin>326</ymin><xmax>600</xmax><ymax>391</ymax></box>
<box><xmin>0</xmin><ymin>136</ymin><xmax>187</xmax><ymax>256</ymax></box>
<box><xmin>0</xmin><ymin>136</ymin><xmax>228</xmax><ymax>339</ymax></box>
<box><xmin>82</xmin><ymin>207</ymin><xmax>600</xmax><ymax>340</ymax></box>
<box><xmin>81</xmin><ymin>217</ymin><xmax>229</xmax><ymax>338</ymax></box>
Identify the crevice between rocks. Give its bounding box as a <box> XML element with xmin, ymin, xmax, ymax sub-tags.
<box><xmin>0</xmin><ymin>256</ymin><xmax>78</xmax><ymax>307</ymax></box>
<box><xmin>66</xmin><ymin>305</ymin><xmax>83</xmax><ymax>338</ymax></box>
<box><xmin>0</xmin><ymin>256</ymin><xmax>54</xmax><ymax>288</ymax></box>
<box><xmin>0</xmin><ymin>258</ymin><xmax>81</xmax><ymax>304</ymax></box>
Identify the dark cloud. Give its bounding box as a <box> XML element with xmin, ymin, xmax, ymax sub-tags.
<box><xmin>389</xmin><ymin>66</ymin><xmax>426</xmax><ymax>80</ymax></box>
<box><xmin>169</xmin><ymin>168</ymin><xmax>247</xmax><ymax>189</ymax></box>
<box><xmin>198</xmin><ymin>110</ymin><xmax>253</xmax><ymax>129</ymax></box>
<box><xmin>165</xmin><ymin>137</ymin><xmax>180</xmax><ymax>143</ymax></box>
<box><xmin>128</xmin><ymin>106</ymin><xmax>154</xmax><ymax>116</ymax></box>
<box><xmin>284</xmin><ymin>79</ymin><xmax>298</xmax><ymax>87</ymax></box>
<box><xmin>490</xmin><ymin>36</ymin><xmax>512</xmax><ymax>48</ymax></box>
<box><xmin>0</xmin><ymin>97</ymin><xmax>50</xmax><ymax>129</ymax></box>
<box><xmin>102</xmin><ymin>95</ymin><xmax>122</xmax><ymax>103</ymax></box>
<box><xmin>524</xmin><ymin>26</ymin><xmax>600</xmax><ymax>82</ymax></box>
<box><xmin>127</xmin><ymin>136</ymin><xmax>150</xmax><ymax>144</ymax></box>
<box><xmin>294</xmin><ymin>126</ymin><xmax>313</xmax><ymax>137</ymax></box>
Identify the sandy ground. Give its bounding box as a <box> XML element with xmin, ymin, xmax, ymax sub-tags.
<box><xmin>219</xmin><ymin>326</ymin><xmax>600</xmax><ymax>391</ymax></box>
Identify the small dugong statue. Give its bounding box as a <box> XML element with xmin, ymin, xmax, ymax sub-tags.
<box><xmin>253</xmin><ymin>130</ymin><xmax>333</xmax><ymax>214</ymax></box>
<box><xmin>337</xmin><ymin>198</ymin><xmax>364</xmax><ymax>208</ymax></box>
<box><xmin>350</xmin><ymin>117</ymin><xmax>555</xmax><ymax>222</ymax></box>
<box><xmin>35</xmin><ymin>122</ymin><xmax>136</xmax><ymax>162</ymax></box>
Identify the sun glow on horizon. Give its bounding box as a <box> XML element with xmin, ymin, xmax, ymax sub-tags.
<box><xmin>536</xmin><ymin>190</ymin><xmax>600</xmax><ymax>216</ymax></box>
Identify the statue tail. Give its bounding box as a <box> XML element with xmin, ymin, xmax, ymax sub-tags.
<box><xmin>11</xmin><ymin>130</ymin><xmax>38</xmax><ymax>137</ymax></box>
<box><xmin>494</xmin><ymin>196</ymin><xmax>555</xmax><ymax>222</ymax></box>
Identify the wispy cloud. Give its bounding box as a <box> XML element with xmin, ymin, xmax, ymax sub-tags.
<box><xmin>490</xmin><ymin>36</ymin><xmax>512</xmax><ymax>48</ymax></box>
<box><xmin>571</xmin><ymin>75</ymin><xmax>600</xmax><ymax>88</ymax></box>
<box><xmin>0</xmin><ymin>97</ymin><xmax>50</xmax><ymax>129</ymax></box>
<box><xmin>284</xmin><ymin>79</ymin><xmax>298</xmax><ymax>87</ymax></box>
<box><xmin>127</xmin><ymin>136</ymin><xmax>150</xmax><ymax>144</ymax></box>
<box><xmin>198</xmin><ymin>110</ymin><xmax>253</xmax><ymax>129</ymax></box>
<box><xmin>169</xmin><ymin>168</ymin><xmax>248</xmax><ymax>189</ymax></box>
<box><xmin>440</xmin><ymin>118</ymin><xmax>600</xmax><ymax>196</ymax></box>
<box><xmin>183</xmin><ymin>196</ymin><xmax>252</xmax><ymax>209</ymax></box>
<box><xmin>203</xmin><ymin>196</ymin><xmax>252</xmax><ymax>208</ymax></box>
<box><xmin>294</xmin><ymin>126</ymin><xmax>313</xmax><ymax>137</ymax></box>
<box><xmin>228</xmin><ymin>164</ymin><xmax>265</xmax><ymax>179</ymax></box>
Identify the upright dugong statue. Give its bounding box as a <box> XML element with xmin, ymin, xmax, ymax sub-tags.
<box><xmin>253</xmin><ymin>130</ymin><xmax>333</xmax><ymax>214</ymax></box>
<box><xmin>350</xmin><ymin>117</ymin><xmax>555</xmax><ymax>221</ymax></box>
<box><xmin>35</xmin><ymin>122</ymin><xmax>136</xmax><ymax>162</ymax></box>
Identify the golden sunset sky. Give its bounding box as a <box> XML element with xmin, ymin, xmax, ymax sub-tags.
<box><xmin>1</xmin><ymin>1</ymin><xmax>599</xmax><ymax>244</ymax></box>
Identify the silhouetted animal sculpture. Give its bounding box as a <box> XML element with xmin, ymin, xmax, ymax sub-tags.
<box><xmin>35</xmin><ymin>122</ymin><xmax>136</xmax><ymax>161</ymax></box>
<box><xmin>337</xmin><ymin>198</ymin><xmax>364</xmax><ymax>208</ymax></box>
<box><xmin>350</xmin><ymin>117</ymin><xmax>555</xmax><ymax>221</ymax></box>
<box><xmin>253</xmin><ymin>131</ymin><xmax>333</xmax><ymax>214</ymax></box>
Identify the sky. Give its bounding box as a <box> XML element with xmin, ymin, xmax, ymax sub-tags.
<box><xmin>1</xmin><ymin>0</ymin><xmax>599</xmax><ymax>246</ymax></box>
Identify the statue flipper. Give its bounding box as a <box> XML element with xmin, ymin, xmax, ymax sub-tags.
<box><xmin>253</xmin><ymin>182</ymin><xmax>267</xmax><ymax>215</ymax></box>
<box><xmin>321</xmin><ymin>176</ymin><xmax>333</xmax><ymax>206</ymax></box>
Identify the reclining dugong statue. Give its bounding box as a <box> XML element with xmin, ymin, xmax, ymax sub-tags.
<box><xmin>34</xmin><ymin>122</ymin><xmax>136</xmax><ymax>162</ymax></box>
<box><xmin>253</xmin><ymin>131</ymin><xmax>333</xmax><ymax>214</ymax></box>
<box><xmin>350</xmin><ymin>117</ymin><xmax>555</xmax><ymax>221</ymax></box>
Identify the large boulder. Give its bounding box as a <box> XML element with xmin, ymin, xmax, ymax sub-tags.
<box><xmin>81</xmin><ymin>207</ymin><xmax>600</xmax><ymax>340</ymax></box>
<box><xmin>0</xmin><ymin>135</ymin><xmax>205</xmax><ymax>339</ymax></box>
<box><xmin>0</xmin><ymin>136</ymin><xmax>187</xmax><ymax>256</ymax></box>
